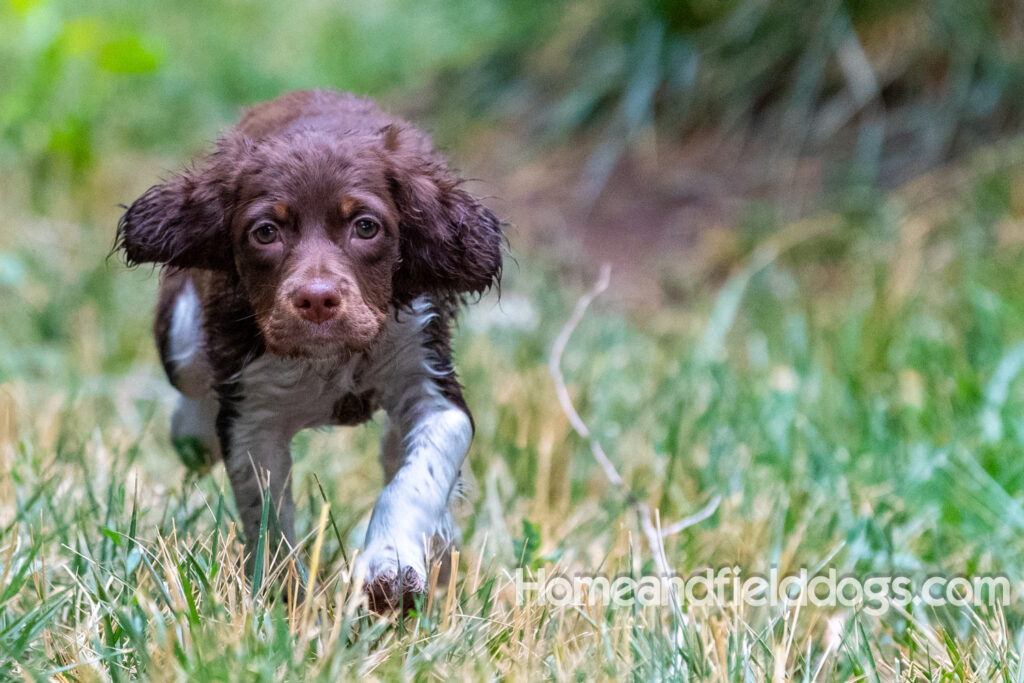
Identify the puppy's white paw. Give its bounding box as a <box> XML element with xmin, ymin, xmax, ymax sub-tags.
<box><xmin>364</xmin><ymin>565</ymin><xmax>427</xmax><ymax>613</ymax></box>
<box><xmin>356</xmin><ymin>541</ymin><xmax>427</xmax><ymax>613</ymax></box>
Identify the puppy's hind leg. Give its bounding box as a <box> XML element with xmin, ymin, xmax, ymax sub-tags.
<box><xmin>171</xmin><ymin>393</ymin><xmax>221</xmax><ymax>474</ymax></box>
<box><xmin>157</xmin><ymin>271</ymin><xmax>219</xmax><ymax>473</ymax></box>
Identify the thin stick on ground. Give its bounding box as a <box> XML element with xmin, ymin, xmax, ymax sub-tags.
<box><xmin>548</xmin><ymin>263</ymin><xmax>721</xmax><ymax>580</ymax></box>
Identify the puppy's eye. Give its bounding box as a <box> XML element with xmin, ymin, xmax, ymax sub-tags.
<box><xmin>353</xmin><ymin>217</ymin><xmax>380</xmax><ymax>240</ymax></box>
<box><xmin>251</xmin><ymin>222</ymin><xmax>280</xmax><ymax>245</ymax></box>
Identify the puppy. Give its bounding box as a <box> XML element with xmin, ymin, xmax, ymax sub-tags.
<box><xmin>116</xmin><ymin>89</ymin><xmax>503</xmax><ymax>610</ymax></box>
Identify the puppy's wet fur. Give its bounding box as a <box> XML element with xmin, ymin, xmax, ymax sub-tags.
<box><xmin>117</xmin><ymin>89</ymin><xmax>503</xmax><ymax>611</ymax></box>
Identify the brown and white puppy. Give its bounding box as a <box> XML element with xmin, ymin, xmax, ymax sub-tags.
<box><xmin>116</xmin><ymin>89</ymin><xmax>503</xmax><ymax>610</ymax></box>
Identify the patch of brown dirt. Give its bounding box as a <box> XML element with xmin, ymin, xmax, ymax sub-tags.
<box><xmin>460</xmin><ymin>127</ymin><xmax>829</xmax><ymax>309</ymax></box>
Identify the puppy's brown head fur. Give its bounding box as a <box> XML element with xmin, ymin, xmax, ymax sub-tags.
<box><xmin>116</xmin><ymin>90</ymin><xmax>503</xmax><ymax>358</ymax></box>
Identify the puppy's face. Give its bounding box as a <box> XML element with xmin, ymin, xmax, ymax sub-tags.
<box><xmin>117</xmin><ymin>113</ymin><xmax>504</xmax><ymax>359</ymax></box>
<box><xmin>230</xmin><ymin>137</ymin><xmax>399</xmax><ymax>357</ymax></box>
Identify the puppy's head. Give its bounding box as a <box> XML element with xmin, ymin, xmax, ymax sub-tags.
<box><xmin>117</xmin><ymin>124</ymin><xmax>503</xmax><ymax>358</ymax></box>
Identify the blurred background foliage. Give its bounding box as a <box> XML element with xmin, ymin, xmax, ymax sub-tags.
<box><xmin>4</xmin><ymin>0</ymin><xmax>1024</xmax><ymax>197</ymax></box>
<box><xmin>0</xmin><ymin>0</ymin><xmax>526</xmax><ymax>194</ymax></box>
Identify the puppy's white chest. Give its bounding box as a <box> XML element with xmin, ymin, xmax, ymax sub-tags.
<box><xmin>236</xmin><ymin>355</ymin><xmax>366</xmax><ymax>431</ymax></box>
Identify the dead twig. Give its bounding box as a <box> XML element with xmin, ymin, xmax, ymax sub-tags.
<box><xmin>661</xmin><ymin>494</ymin><xmax>723</xmax><ymax>537</ymax></box>
<box><xmin>548</xmin><ymin>263</ymin><xmax>720</xmax><ymax>580</ymax></box>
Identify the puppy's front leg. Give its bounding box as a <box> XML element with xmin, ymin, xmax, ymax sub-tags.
<box><xmin>216</xmin><ymin>394</ymin><xmax>297</xmax><ymax>575</ymax></box>
<box><xmin>358</xmin><ymin>392</ymin><xmax>472</xmax><ymax>611</ymax></box>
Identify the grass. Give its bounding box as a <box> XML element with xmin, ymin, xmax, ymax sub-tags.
<box><xmin>3</xmin><ymin>134</ymin><xmax>1024</xmax><ymax>679</ymax></box>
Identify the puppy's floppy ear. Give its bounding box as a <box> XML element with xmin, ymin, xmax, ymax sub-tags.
<box><xmin>382</xmin><ymin>125</ymin><xmax>503</xmax><ymax>304</ymax></box>
<box><xmin>116</xmin><ymin>134</ymin><xmax>252</xmax><ymax>270</ymax></box>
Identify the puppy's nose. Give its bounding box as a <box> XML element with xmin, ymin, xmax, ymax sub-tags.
<box><xmin>291</xmin><ymin>280</ymin><xmax>342</xmax><ymax>325</ymax></box>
